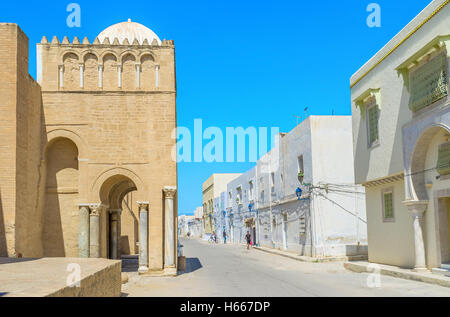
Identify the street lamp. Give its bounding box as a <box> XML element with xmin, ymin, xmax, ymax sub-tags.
<box><xmin>296</xmin><ymin>187</ymin><xmax>303</xmax><ymax>200</ymax></box>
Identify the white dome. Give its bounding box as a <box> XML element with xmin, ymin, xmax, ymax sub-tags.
<box><xmin>98</xmin><ymin>19</ymin><xmax>161</xmax><ymax>45</ymax></box>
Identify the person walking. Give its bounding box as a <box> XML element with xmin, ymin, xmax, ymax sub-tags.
<box><xmin>245</xmin><ymin>231</ymin><xmax>252</xmax><ymax>250</ymax></box>
<box><xmin>223</xmin><ymin>230</ymin><xmax>227</xmax><ymax>244</ymax></box>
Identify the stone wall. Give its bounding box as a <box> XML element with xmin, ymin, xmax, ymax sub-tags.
<box><xmin>0</xmin><ymin>24</ymin><xmax>43</xmax><ymax>257</ymax></box>
<box><xmin>0</xmin><ymin>23</ymin><xmax>178</xmax><ymax>272</ymax></box>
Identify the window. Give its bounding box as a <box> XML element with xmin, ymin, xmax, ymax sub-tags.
<box><xmin>249</xmin><ymin>180</ymin><xmax>254</xmax><ymax>201</ymax></box>
<box><xmin>236</xmin><ymin>186</ymin><xmax>242</xmax><ymax>205</ymax></box>
<box><xmin>367</xmin><ymin>99</ymin><xmax>379</xmax><ymax>147</ymax></box>
<box><xmin>436</xmin><ymin>142</ymin><xmax>450</xmax><ymax>176</ymax></box>
<box><xmin>382</xmin><ymin>189</ymin><xmax>394</xmax><ymax>221</ymax></box>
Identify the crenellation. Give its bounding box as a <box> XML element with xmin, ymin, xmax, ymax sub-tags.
<box><xmin>72</xmin><ymin>36</ymin><xmax>80</xmax><ymax>45</ymax></box>
<box><xmin>51</xmin><ymin>36</ymin><xmax>59</xmax><ymax>44</ymax></box>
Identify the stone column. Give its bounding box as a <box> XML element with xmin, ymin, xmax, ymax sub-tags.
<box><xmin>136</xmin><ymin>63</ymin><xmax>141</xmax><ymax>89</ymax></box>
<box><xmin>89</xmin><ymin>204</ymin><xmax>103</xmax><ymax>258</ymax></box>
<box><xmin>138</xmin><ymin>202</ymin><xmax>149</xmax><ymax>273</ymax></box>
<box><xmin>109</xmin><ymin>209</ymin><xmax>121</xmax><ymax>260</ymax></box>
<box><xmin>98</xmin><ymin>64</ymin><xmax>103</xmax><ymax>88</ymax></box>
<box><xmin>404</xmin><ymin>200</ymin><xmax>429</xmax><ymax>272</ymax></box>
<box><xmin>163</xmin><ymin>187</ymin><xmax>177</xmax><ymax>269</ymax></box>
<box><xmin>78</xmin><ymin>205</ymin><xmax>90</xmax><ymax>258</ymax></box>
<box><xmin>59</xmin><ymin>65</ymin><xmax>64</xmax><ymax>88</ymax></box>
<box><xmin>155</xmin><ymin>64</ymin><xmax>160</xmax><ymax>88</ymax></box>
<box><xmin>117</xmin><ymin>65</ymin><xmax>122</xmax><ymax>88</ymax></box>
<box><xmin>79</xmin><ymin>63</ymin><xmax>84</xmax><ymax>88</ymax></box>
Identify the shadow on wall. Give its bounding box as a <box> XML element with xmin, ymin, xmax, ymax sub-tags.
<box><xmin>389</xmin><ymin>87</ymin><xmax>412</xmax><ymax>175</ymax></box>
<box><xmin>178</xmin><ymin>257</ymin><xmax>203</xmax><ymax>276</ymax></box>
<box><xmin>42</xmin><ymin>138</ymin><xmax>79</xmax><ymax>257</ymax></box>
<box><xmin>121</xmin><ymin>255</ymin><xmax>139</xmax><ymax>273</ymax></box>
<box><xmin>121</xmin><ymin>236</ymin><xmax>131</xmax><ymax>255</ymax></box>
<box><xmin>0</xmin><ymin>192</ymin><xmax>7</xmax><ymax>257</ymax></box>
<box><xmin>122</xmin><ymin>196</ymin><xmax>138</xmax><ymax>255</ymax></box>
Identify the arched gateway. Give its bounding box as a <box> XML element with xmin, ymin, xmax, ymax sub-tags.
<box><xmin>37</xmin><ymin>20</ymin><xmax>178</xmax><ymax>275</ymax></box>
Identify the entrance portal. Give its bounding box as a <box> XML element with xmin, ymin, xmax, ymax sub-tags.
<box><xmin>99</xmin><ymin>175</ymin><xmax>138</xmax><ymax>259</ymax></box>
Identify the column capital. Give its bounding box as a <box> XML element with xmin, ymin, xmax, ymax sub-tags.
<box><xmin>137</xmin><ymin>201</ymin><xmax>150</xmax><ymax>211</ymax></box>
<box><xmin>163</xmin><ymin>186</ymin><xmax>177</xmax><ymax>199</ymax></box>
<box><xmin>109</xmin><ymin>209</ymin><xmax>122</xmax><ymax>219</ymax></box>
<box><xmin>403</xmin><ymin>200</ymin><xmax>429</xmax><ymax>218</ymax></box>
<box><xmin>88</xmin><ymin>203</ymin><xmax>107</xmax><ymax>216</ymax></box>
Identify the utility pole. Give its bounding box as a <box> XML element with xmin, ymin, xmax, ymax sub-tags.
<box><xmin>304</xmin><ymin>107</ymin><xmax>308</xmax><ymax>119</ymax></box>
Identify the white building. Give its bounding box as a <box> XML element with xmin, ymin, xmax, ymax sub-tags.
<box><xmin>227</xmin><ymin>116</ymin><xmax>368</xmax><ymax>258</ymax></box>
<box><xmin>187</xmin><ymin>207</ymin><xmax>205</xmax><ymax>238</ymax></box>
<box><xmin>213</xmin><ymin>192</ymin><xmax>231</xmax><ymax>243</ymax></box>
<box><xmin>351</xmin><ymin>0</ymin><xmax>450</xmax><ymax>273</ymax></box>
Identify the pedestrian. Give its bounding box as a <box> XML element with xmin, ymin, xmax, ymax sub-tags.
<box><xmin>223</xmin><ymin>230</ymin><xmax>227</xmax><ymax>244</ymax></box>
<box><xmin>245</xmin><ymin>231</ymin><xmax>252</xmax><ymax>250</ymax></box>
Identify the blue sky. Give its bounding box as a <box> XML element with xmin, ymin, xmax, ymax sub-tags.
<box><xmin>0</xmin><ymin>0</ymin><xmax>431</xmax><ymax>214</ymax></box>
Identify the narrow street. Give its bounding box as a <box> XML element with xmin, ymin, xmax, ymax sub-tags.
<box><xmin>122</xmin><ymin>238</ymin><xmax>450</xmax><ymax>297</ymax></box>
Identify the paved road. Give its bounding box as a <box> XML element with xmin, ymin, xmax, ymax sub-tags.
<box><xmin>122</xmin><ymin>238</ymin><xmax>450</xmax><ymax>297</ymax></box>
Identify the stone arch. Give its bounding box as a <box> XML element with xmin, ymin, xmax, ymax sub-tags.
<box><xmin>409</xmin><ymin>124</ymin><xmax>450</xmax><ymax>201</ymax></box>
<box><xmin>60</xmin><ymin>50</ymin><xmax>80</xmax><ymax>64</ymax></box>
<box><xmin>141</xmin><ymin>53</ymin><xmax>155</xmax><ymax>90</ymax></box>
<box><xmin>90</xmin><ymin>167</ymin><xmax>146</xmax><ymax>203</ymax></box>
<box><xmin>83</xmin><ymin>53</ymin><xmax>99</xmax><ymax>90</ymax></box>
<box><xmin>119</xmin><ymin>51</ymin><xmax>138</xmax><ymax>64</ymax></box>
<box><xmin>42</xmin><ymin>137</ymin><xmax>80</xmax><ymax>257</ymax></box>
<box><xmin>92</xmin><ymin>168</ymin><xmax>146</xmax><ymax>257</ymax></box>
<box><xmin>62</xmin><ymin>52</ymin><xmax>80</xmax><ymax>90</ymax></box>
<box><xmin>45</xmin><ymin>129</ymin><xmax>87</xmax><ymax>160</ymax></box>
<box><xmin>81</xmin><ymin>50</ymin><xmax>100</xmax><ymax>62</ymax></box>
<box><xmin>121</xmin><ymin>53</ymin><xmax>137</xmax><ymax>90</ymax></box>
<box><xmin>139</xmin><ymin>51</ymin><xmax>156</xmax><ymax>63</ymax></box>
<box><xmin>100</xmin><ymin>50</ymin><xmax>119</xmax><ymax>64</ymax></box>
<box><xmin>102</xmin><ymin>53</ymin><xmax>118</xmax><ymax>90</ymax></box>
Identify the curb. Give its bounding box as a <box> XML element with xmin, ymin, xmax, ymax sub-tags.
<box><xmin>344</xmin><ymin>261</ymin><xmax>450</xmax><ymax>288</ymax></box>
<box><xmin>254</xmin><ymin>246</ymin><xmax>367</xmax><ymax>263</ymax></box>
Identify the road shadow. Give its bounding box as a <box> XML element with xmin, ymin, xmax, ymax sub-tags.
<box><xmin>121</xmin><ymin>255</ymin><xmax>138</xmax><ymax>273</ymax></box>
<box><xmin>178</xmin><ymin>257</ymin><xmax>203</xmax><ymax>276</ymax></box>
<box><xmin>0</xmin><ymin>257</ymin><xmax>37</xmax><ymax>265</ymax></box>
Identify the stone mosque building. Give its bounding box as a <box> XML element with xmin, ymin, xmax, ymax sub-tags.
<box><xmin>0</xmin><ymin>20</ymin><xmax>178</xmax><ymax>275</ymax></box>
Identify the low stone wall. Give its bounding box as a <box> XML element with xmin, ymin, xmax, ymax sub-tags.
<box><xmin>0</xmin><ymin>257</ymin><xmax>122</xmax><ymax>297</ymax></box>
